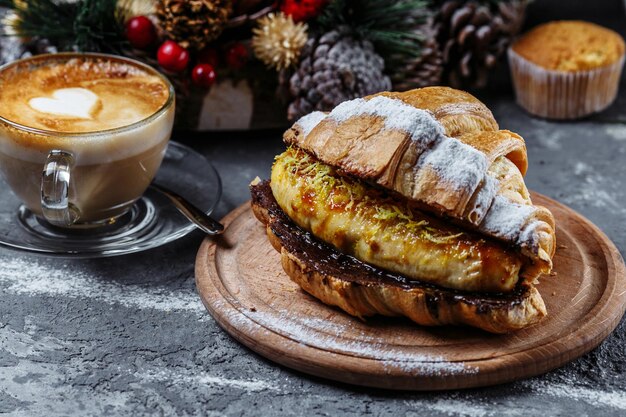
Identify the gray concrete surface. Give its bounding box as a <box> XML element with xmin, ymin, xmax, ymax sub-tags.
<box><xmin>2</xmin><ymin>1</ymin><xmax>626</xmax><ymax>416</ymax></box>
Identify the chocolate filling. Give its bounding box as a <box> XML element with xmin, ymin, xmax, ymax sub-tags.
<box><xmin>251</xmin><ymin>180</ymin><xmax>529</xmax><ymax>312</ymax></box>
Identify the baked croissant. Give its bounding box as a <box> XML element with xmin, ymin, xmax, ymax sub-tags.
<box><xmin>251</xmin><ymin>86</ymin><xmax>557</xmax><ymax>333</ymax></box>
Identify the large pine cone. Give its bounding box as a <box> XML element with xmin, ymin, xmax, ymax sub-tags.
<box><xmin>287</xmin><ymin>29</ymin><xmax>392</xmax><ymax>121</ymax></box>
<box><xmin>434</xmin><ymin>0</ymin><xmax>526</xmax><ymax>89</ymax></box>
<box><xmin>391</xmin><ymin>17</ymin><xmax>443</xmax><ymax>91</ymax></box>
<box><xmin>156</xmin><ymin>0</ymin><xmax>233</xmax><ymax>50</ymax></box>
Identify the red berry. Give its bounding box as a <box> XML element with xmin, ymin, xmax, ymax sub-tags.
<box><xmin>281</xmin><ymin>0</ymin><xmax>327</xmax><ymax>22</ymax></box>
<box><xmin>197</xmin><ymin>47</ymin><xmax>220</xmax><ymax>67</ymax></box>
<box><xmin>126</xmin><ymin>16</ymin><xmax>156</xmax><ymax>49</ymax></box>
<box><xmin>192</xmin><ymin>64</ymin><xmax>217</xmax><ymax>88</ymax></box>
<box><xmin>225</xmin><ymin>43</ymin><xmax>248</xmax><ymax>70</ymax></box>
<box><xmin>157</xmin><ymin>41</ymin><xmax>189</xmax><ymax>73</ymax></box>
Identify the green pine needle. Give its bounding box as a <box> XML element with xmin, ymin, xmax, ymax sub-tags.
<box><xmin>73</xmin><ymin>0</ymin><xmax>129</xmax><ymax>52</ymax></box>
<box><xmin>2</xmin><ymin>0</ymin><xmax>130</xmax><ymax>53</ymax></box>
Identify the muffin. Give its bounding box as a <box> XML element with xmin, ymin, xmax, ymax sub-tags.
<box><xmin>508</xmin><ymin>21</ymin><xmax>625</xmax><ymax>119</ymax></box>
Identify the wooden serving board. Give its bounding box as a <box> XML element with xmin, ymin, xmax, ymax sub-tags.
<box><xmin>195</xmin><ymin>193</ymin><xmax>626</xmax><ymax>390</ymax></box>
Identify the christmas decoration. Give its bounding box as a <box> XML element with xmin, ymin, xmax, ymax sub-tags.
<box><xmin>316</xmin><ymin>0</ymin><xmax>439</xmax><ymax>90</ymax></box>
<box><xmin>156</xmin><ymin>0</ymin><xmax>233</xmax><ymax>51</ymax></box>
<box><xmin>227</xmin><ymin>0</ymin><xmax>275</xmax><ymax>29</ymax></box>
<box><xmin>0</xmin><ymin>0</ymin><xmax>129</xmax><ymax>53</ymax></box>
<box><xmin>252</xmin><ymin>12</ymin><xmax>308</xmax><ymax>71</ymax></box>
<box><xmin>391</xmin><ymin>16</ymin><xmax>443</xmax><ymax>90</ymax></box>
<box><xmin>0</xmin><ymin>0</ymin><xmax>527</xmax><ymax>130</ymax></box>
<box><xmin>225</xmin><ymin>42</ymin><xmax>249</xmax><ymax>70</ymax></box>
<box><xmin>317</xmin><ymin>0</ymin><xmax>428</xmax><ymax>66</ymax></box>
<box><xmin>157</xmin><ymin>40</ymin><xmax>190</xmax><ymax>72</ymax></box>
<box><xmin>0</xmin><ymin>34</ymin><xmax>27</xmax><ymax>67</ymax></box>
<box><xmin>198</xmin><ymin>47</ymin><xmax>220</xmax><ymax>67</ymax></box>
<box><xmin>433</xmin><ymin>0</ymin><xmax>526</xmax><ymax>89</ymax></box>
<box><xmin>1</xmin><ymin>10</ymin><xmax>21</xmax><ymax>37</ymax></box>
<box><xmin>287</xmin><ymin>29</ymin><xmax>391</xmax><ymax>120</ymax></box>
<box><xmin>192</xmin><ymin>63</ymin><xmax>217</xmax><ymax>87</ymax></box>
<box><xmin>124</xmin><ymin>0</ymin><xmax>157</xmax><ymax>17</ymax></box>
<box><xmin>126</xmin><ymin>16</ymin><xmax>157</xmax><ymax>49</ymax></box>
<box><xmin>280</xmin><ymin>0</ymin><xmax>328</xmax><ymax>22</ymax></box>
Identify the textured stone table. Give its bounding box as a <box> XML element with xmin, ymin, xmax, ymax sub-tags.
<box><xmin>2</xmin><ymin>3</ymin><xmax>626</xmax><ymax>417</ymax></box>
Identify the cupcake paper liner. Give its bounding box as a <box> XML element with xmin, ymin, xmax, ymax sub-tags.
<box><xmin>508</xmin><ymin>48</ymin><xmax>625</xmax><ymax>120</ymax></box>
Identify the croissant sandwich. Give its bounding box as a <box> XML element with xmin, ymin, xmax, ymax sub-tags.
<box><xmin>250</xmin><ymin>86</ymin><xmax>556</xmax><ymax>334</ymax></box>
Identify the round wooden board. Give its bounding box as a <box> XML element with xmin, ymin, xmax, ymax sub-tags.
<box><xmin>195</xmin><ymin>193</ymin><xmax>626</xmax><ymax>390</ymax></box>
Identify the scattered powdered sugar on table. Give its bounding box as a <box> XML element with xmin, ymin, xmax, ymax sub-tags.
<box><xmin>137</xmin><ymin>367</ymin><xmax>280</xmax><ymax>393</ymax></box>
<box><xmin>519</xmin><ymin>379</ymin><xmax>626</xmax><ymax>412</ymax></box>
<box><xmin>215</xmin><ymin>299</ymin><xmax>478</xmax><ymax>376</ymax></box>
<box><xmin>566</xmin><ymin>160</ymin><xmax>625</xmax><ymax>213</ymax></box>
<box><xmin>0</xmin><ymin>257</ymin><xmax>205</xmax><ymax>314</ymax></box>
<box><xmin>415</xmin><ymin>398</ymin><xmax>493</xmax><ymax>417</ymax></box>
<box><xmin>605</xmin><ymin>124</ymin><xmax>626</xmax><ymax>141</ymax></box>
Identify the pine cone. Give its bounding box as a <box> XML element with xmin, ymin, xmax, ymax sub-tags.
<box><xmin>287</xmin><ymin>29</ymin><xmax>391</xmax><ymax>121</ymax></box>
<box><xmin>391</xmin><ymin>17</ymin><xmax>443</xmax><ymax>91</ymax></box>
<box><xmin>434</xmin><ymin>0</ymin><xmax>526</xmax><ymax>89</ymax></box>
<box><xmin>156</xmin><ymin>0</ymin><xmax>233</xmax><ymax>50</ymax></box>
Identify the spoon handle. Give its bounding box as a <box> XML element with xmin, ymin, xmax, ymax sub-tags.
<box><xmin>151</xmin><ymin>183</ymin><xmax>225</xmax><ymax>235</ymax></box>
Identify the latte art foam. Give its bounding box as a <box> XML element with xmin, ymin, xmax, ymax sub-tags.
<box><xmin>0</xmin><ymin>57</ymin><xmax>169</xmax><ymax>132</ymax></box>
<box><xmin>29</xmin><ymin>88</ymin><xmax>100</xmax><ymax>119</ymax></box>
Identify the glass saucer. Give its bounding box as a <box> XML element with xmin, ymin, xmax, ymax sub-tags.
<box><xmin>0</xmin><ymin>141</ymin><xmax>221</xmax><ymax>258</ymax></box>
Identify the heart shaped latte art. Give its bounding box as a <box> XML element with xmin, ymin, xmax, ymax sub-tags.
<box><xmin>29</xmin><ymin>88</ymin><xmax>100</xmax><ymax>119</ymax></box>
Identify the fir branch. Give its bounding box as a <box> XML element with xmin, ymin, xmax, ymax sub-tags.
<box><xmin>73</xmin><ymin>0</ymin><xmax>129</xmax><ymax>52</ymax></box>
<box><xmin>316</xmin><ymin>0</ymin><xmax>347</xmax><ymax>27</ymax></box>
<box><xmin>2</xmin><ymin>0</ymin><xmax>77</xmax><ymax>39</ymax></box>
<box><xmin>2</xmin><ymin>0</ymin><xmax>130</xmax><ymax>53</ymax></box>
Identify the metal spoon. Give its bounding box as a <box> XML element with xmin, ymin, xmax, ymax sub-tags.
<box><xmin>150</xmin><ymin>183</ymin><xmax>224</xmax><ymax>235</ymax></box>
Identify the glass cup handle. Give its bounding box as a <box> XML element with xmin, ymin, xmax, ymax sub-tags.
<box><xmin>41</xmin><ymin>150</ymin><xmax>79</xmax><ymax>227</ymax></box>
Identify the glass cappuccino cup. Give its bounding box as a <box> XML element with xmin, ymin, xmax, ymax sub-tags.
<box><xmin>0</xmin><ymin>53</ymin><xmax>175</xmax><ymax>228</ymax></box>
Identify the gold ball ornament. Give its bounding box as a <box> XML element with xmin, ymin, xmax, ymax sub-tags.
<box><xmin>125</xmin><ymin>0</ymin><xmax>157</xmax><ymax>18</ymax></box>
<box><xmin>252</xmin><ymin>12</ymin><xmax>308</xmax><ymax>71</ymax></box>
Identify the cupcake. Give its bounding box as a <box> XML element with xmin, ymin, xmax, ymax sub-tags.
<box><xmin>508</xmin><ymin>21</ymin><xmax>625</xmax><ymax>119</ymax></box>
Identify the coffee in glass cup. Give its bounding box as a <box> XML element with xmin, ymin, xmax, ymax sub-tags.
<box><xmin>0</xmin><ymin>53</ymin><xmax>175</xmax><ymax>228</ymax></box>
